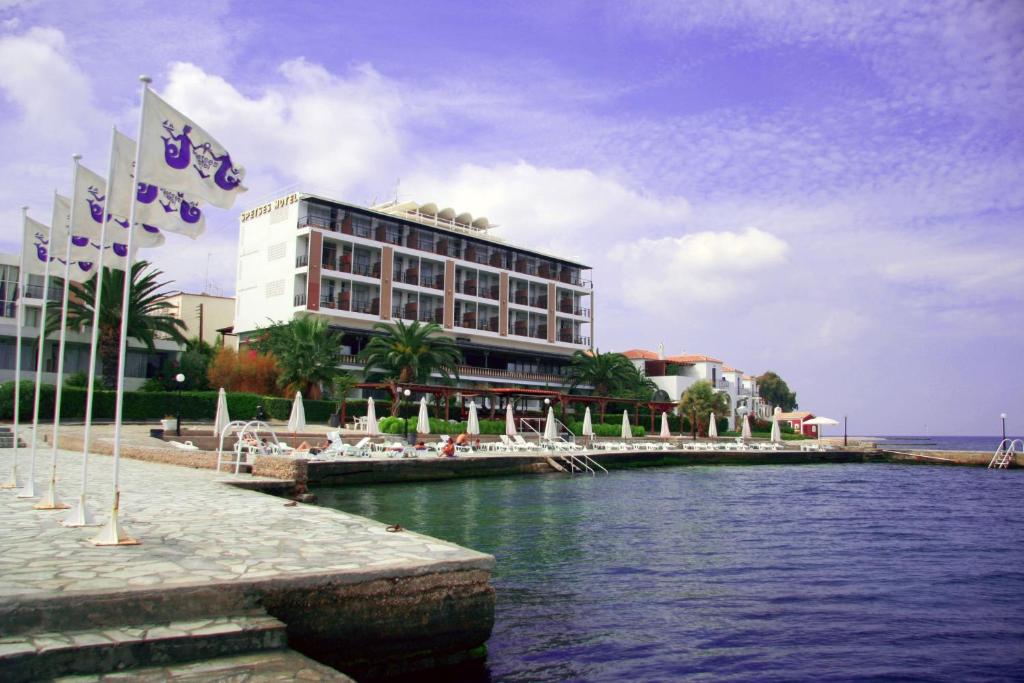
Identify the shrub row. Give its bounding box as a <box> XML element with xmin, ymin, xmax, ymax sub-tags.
<box><xmin>0</xmin><ymin>381</ymin><xmax>335</xmax><ymax>423</ymax></box>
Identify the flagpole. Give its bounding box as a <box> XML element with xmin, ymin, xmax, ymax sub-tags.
<box><xmin>91</xmin><ymin>77</ymin><xmax>149</xmax><ymax>546</ymax></box>
<box><xmin>36</xmin><ymin>157</ymin><xmax>81</xmax><ymax>510</ymax></box>
<box><xmin>17</xmin><ymin>198</ymin><xmax>57</xmax><ymax>499</ymax></box>
<box><xmin>1</xmin><ymin>207</ymin><xmax>30</xmax><ymax>490</ymax></box>
<box><xmin>65</xmin><ymin>135</ymin><xmax>118</xmax><ymax>527</ymax></box>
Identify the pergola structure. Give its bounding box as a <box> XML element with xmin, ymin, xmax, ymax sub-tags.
<box><xmin>353</xmin><ymin>382</ymin><xmax>678</xmax><ymax>432</ymax></box>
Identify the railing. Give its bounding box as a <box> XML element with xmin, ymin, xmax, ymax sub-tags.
<box><xmin>989</xmin><ymin>439</ymin><xmax>1021</xmax><ymax>469</ymax></box>
<box><xmin>298</xmin><ymin>214</ymin><xmax>335</xmax><ymax>230</ymax></box>
<box><xmin>558</xmin><ymin>334</ymin><xmax>590</xmax><ymax>346</ymax></box>
<box><xmin>294</xmin><ymin>293</ymin><xmax>307</xmax><ymax>306</ymax></box>
<box><xmin>352</xmin><ymin>262</ymin><xmax>379</xmax><ymax>278</ymax></box>
<box><xmin>419</xmin><ymin>311</ymin><xmax>444</xmax><ymax>324</ymax></box>
<box><xmin>351</xmin><ymin>299</ymin><xmax>379</xmax><ymax>315</ymax></box>
<box><xmin>295</xmin><ymin>254</ymin><xmax>308</xmax><ymax>267</ymax></box>
<box><xmin>530</xmin><ymin>297</ymin><xmax>548</xmax><ymax>309</ymax></box>
<box><xmin>476</xmin><ymin>318</ymin><xmax>499</xmax><ymax>333</ymax></box>
<box><xmin>458</xmin><ymin>365</ymin><xmax>566</xmax><ymax>384</ymax></box>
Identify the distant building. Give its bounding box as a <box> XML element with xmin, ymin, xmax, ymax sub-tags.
<box><xmin>775</xmin><ymin>411</ymin><xmax>818</xmax><ymax>437</ymax></box>
<box><xmin>233</xmin><ymin>192</ymin><xmax>595</xmax><ymax>389</ymax></box>
<box><xmin>0</xmin><ymin>252</ymin><xmax>179</xmax><ymax>389</ymax></box>
<box><xmin>621</xmin><ymin>348</ymin><xmax>770</xmax><ymax>429</ymax></box>
<box><xmin>155</xmin><ymin>291</ymin><xmax>235</xmax><ymax>347</ymax></box>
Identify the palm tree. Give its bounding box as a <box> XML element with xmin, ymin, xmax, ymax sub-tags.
<box><xmin>58</xmin><ymin>262</ymin><xmax>187</xmax><ymax>387</ymax></box>
<box><xmin>678</xmin><ymin>380</ymin><xmax>731</xmax><ymax>439</ymax></box>
<box><xmin>564</xmin><ymin>350</ymin><xmax>637</xmax><ymax>421</ymax></box>
<box><xmin>359</xmin><ymin>320</ymin><xmax>462</xmax><ymax>415</ymax></box>
<box><xmin>253</xmin><ymin>314</ymin><xmax>342</xmax><ymax>398</ymax></box>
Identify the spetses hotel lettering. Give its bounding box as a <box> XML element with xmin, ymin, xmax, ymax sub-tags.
<box><xmin>240</xmin><ymin>193</ymin><xmax>299</xmax><ymax>223</ymax></box>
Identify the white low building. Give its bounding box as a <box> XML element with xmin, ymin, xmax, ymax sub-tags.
<box><xmin>0</xmin><ymin>252</ymin><xmax>180</xmax><ymax>389</ymax></box>
<box><xmin>622</xmin><ymin>348</ymin><xmax>769</xmax><ymax>429</ymax></box>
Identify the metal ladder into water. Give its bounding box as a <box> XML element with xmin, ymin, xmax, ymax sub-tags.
<box><xmin>989</xmin><ymin>439</ymin><xmax>1021</xmax><ymax>469</ymax></box>
<box><xmin>518</xmin><ymin>417</ymin><xmax>607</xmax><ymax>476</ymax></box>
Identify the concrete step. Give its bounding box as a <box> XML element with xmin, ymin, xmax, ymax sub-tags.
<box><xmin>52</xmin><ymin>648</ymin><xmax>355</xmax><ymax>682</ymax></box>
<box><xmin>0</xmin><ymin>613</ymin><xmax>287</xmax><ymax>683</ymax></box>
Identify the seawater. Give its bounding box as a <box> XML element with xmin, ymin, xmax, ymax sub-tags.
<box><xmin>870</xmin><ymin>435</ymin><xmax>1021</xmax><ymax>452</ymax></box>
<box><xmin>315</xmin><ymin>465</ymin><xmax>1024</xmax><ymax>682</ymax></box>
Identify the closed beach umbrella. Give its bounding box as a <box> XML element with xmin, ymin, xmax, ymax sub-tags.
<box><xmin>213</xmin><ymin>387</ymin><xmax>230</xmax><ymax>437</ymax></box>
<box><xmin>660</xmin><ymin>412</ymin><xmax>670</xmax><ymax>438</ymax></box>
<box><xmin>288</xmin><ymin>391</ymin><xmax>306</xmax><ymax>433</ymax></box>
<box><xmin>770</xmin><ymin>414</ymin><xmax>782</xmax><ymax>443</ymax></box>
<box><xmin>505</xmin><ymin>402</ymin><xmax>517</xmax><ymax>436</ymax></box>
<box><xmin>544</xmin><ymin>406</ymin><xmax>558</xmax><ymax>440</ymax></box>
<box><xmin>582</xmin><ymin>406</ymin><xmax>594</xmax><ymax>437</ymax></box>
<box><xmin>416</xmin><ymin>396</ymin><xmax>431</xmax><ymax>434</ymax></box>
<box><xmin>621</xmin><ymin>410</ymin><xmax>632</xmax><ymax>439</ymax></box>
<box><xmin>366</xmin><ymin>397</ymin><xmax>379</xmax><ymax>436</ymax></box>
<box><xmin>708</xmin><ymin>412</ymin><xmax>718</xmax><ymax>438</ymax></box>
<box><xmin>741</xmin><ymin>414</ymin><xmax>752</xmax><ymax>440</ymax></box>
<box><xmin>467</xmin><ymin>402</ymin><xmax>480</xmax><ymax>436</ymax></box>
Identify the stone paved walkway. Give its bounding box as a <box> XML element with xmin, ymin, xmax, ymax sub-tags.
<box><xmin>0</xmin><ymin>438</ymin><xmax>494</xmax><ymax>601</ymax></box>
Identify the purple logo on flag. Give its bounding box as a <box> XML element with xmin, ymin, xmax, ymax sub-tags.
<box><xmin>161</xmin><ymin>120</ymin><xmax>243</xmax><ymax>192</ymax></box>
<box><xmin>86</xmin><ymin>186</ymin><xmax>106</xmax><ymax>223</ymax></box>
<box><xmin>32</xmin><ymin>232</ymin><xmax>51</xmax><ymax>264</ymax></box>
<box><xmin>72</xmin><ymin>235</ymin><xmax>90</xmax><ymax>247</ymax></box>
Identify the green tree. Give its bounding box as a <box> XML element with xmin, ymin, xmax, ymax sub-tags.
<box><xmin>565</xmin><ymin>350</ymin><xmax>639</xmax><ymax>421</ymax></box>
<box><xmin>253</xmin><ymin>314</ymin><xmax>343</xmax><ymax>398</ymax></box>
<box><xmin>57</xmin><ymin>262</ymin><xmax>187</xmax><ymax>388</ymax></box>
<box><xmin>358</xmin><ymin>320</ymin><xmax>463</xmax><ymax>416</ymax></box>
<box><xmin>756</xmin><ymin>371</ymin><xmax>798</xmax><ymax>412</ymax></box>
<box><xmin>678</xmin><ymin>380</ymin><xmax>731</xmax><ymax>438</ymax></box>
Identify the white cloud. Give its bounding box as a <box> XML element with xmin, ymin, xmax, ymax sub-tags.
<box><xmin>160</xmin><ymin>59</ymin><xmax>405</xmax><ymax>202</ymax></box>
<box><xmin>0</xmin><ymin>27</ymin><xmax>101</xmax><ymax>142</ymax></box>
<box><xmin>607</xmin><ymin>227</ymin><xmax>789</xmax><ymax>309</ymax></box>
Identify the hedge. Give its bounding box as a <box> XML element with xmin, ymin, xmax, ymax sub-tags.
<box><xmin>0</xmin><ymin>382</ymin><xmax>335</xmax><ymax>423</ymax></box>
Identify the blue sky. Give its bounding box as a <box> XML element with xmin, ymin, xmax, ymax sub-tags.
<box><xmin>1</xmin><ymin>1</ymin><xmax>1022</xmax><ymax>436</ymax></box>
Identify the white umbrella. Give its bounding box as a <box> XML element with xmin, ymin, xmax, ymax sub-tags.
<box><xmin>708</xmin><ymin>412</ymin><xmax>718</xmax><ymax>438</ymax></box>
<box><xmin>366</xmin><ymin>397</ymin><xmax>379</xmax><ymax>436</ymax></box>
<box><xmin>770</xmin><ymin>414</ymin><xmax>782</xmax><ymax>443</ymax></box>
<box><xmin>621</xmin><ymin>410</ymin><xmax>632</xmax><ymax>439</ymax></box>
<box><xmin>213</xmin><ymin>387</ymin><xmax>229</xmax><ymax>436</ymax></box>
<box><xmin>660</xmin><ymin>412</ymin><xmax>670</xmax><ymax>438</ymax></box>
<box><xmin>505</xmin><ymin>402</ymin><xmax>517</xmax><ymax>436</ymax></box>
<box><xmin>543</xmin><ymin>406</ymin><xmax>558</xmax><ymax>440</ymax></box>
<box><xmin>582</xmin><ymin>406</ymin><xmax>594</xmax><ymax>437</ymax></box>
<box><xmin>741</xmin><ymin>414</ymin><xmax>751</xmax><ymax>440</ymax></box>
<box><xmin>804</xmin><ymin>416</ymin><xmax>839</xmax><ymax>443</ymax></box>
<box><xmin>287</xmin><ymin>391</ymin><xmax>306</xmax><ymax>433</ymax></box>
<box><xmin>416</xmin><ymin>396</ymin><xmax>431</xmax><ymax>434</ymax></box>
<box><xmin>467</xmin><ymin>402</ymin><xmax>480</xmax><ymax>436</ymax></box>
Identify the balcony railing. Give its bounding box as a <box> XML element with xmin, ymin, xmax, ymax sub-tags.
<box><xmin>298</xmin><ymin>214</ymin><xmax>335</xmax><ymax>231</ymax></box>
<box><xmin>294</xmin><ymin>293</ymin><xmax>307</xmax><ymax>306</ymax></box>
<box><xmin>351</xmin><ymin>262</ymin><xmax>380</xmax><ymax>278</ymax></box>
<box><xmin>296</xmin><ymin>254</ymin><xmax>308</xmax><ymax>267</ymax></box>
<box><xmin>351</xmin><ymin>299</ymin><xmax>380</xmax><ymax>315</ymax></box>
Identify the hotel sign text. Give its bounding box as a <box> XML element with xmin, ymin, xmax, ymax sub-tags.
<box><xmin>240</xmin><ymin>193</ymin><xmax>299</xmax><ymax>223</ymax></box>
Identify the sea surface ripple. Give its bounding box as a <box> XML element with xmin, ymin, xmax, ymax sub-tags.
<box><xmin>315</xmin><ymin>464</ymin><xmax>1024</xmax><ymax>682</ymax></box>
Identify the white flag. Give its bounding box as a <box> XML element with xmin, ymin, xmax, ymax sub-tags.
<box><xmin>67</xmin><ymin>239</ymin><xmax>137</xmax><ymax>279</ymax></box>
<box><xmin>137</xmin><ymin>88</ymin><xmax>246</xmax><ymax>209</ymax></box>
<box><xmin>21</xmin><ymin>216</ymin><xmax>54</xmax><ymax>276</ymax></box>
<box><xmin>111</xmin><ymin>130</ymin><xmax>207</xmax><ymax>239</ymax></box>
<box><xmin>75</xmin><ymin>161</ymin><xmax>167</xmax><ymax>247</ymax></box>
<box><xmin>53</xmin><ymin>193</ymin><xmax>71</xmax><ymax>234</ymax></box>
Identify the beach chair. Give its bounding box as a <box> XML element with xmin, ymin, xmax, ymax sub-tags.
<box><xmin>512</xmin><ymin>435</ymin><xmax>540</xmax><ymax>452</ymax></box>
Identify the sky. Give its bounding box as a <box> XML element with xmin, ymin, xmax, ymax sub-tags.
<box><xmin>0</xmin><ymin>0</ymin><xmax>1021</xmax><ymax>436</ymax></box>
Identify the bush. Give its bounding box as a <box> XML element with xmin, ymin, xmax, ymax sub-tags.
<box><xmin>566</xmin><ymin>420</ymin><xmax>645</xmax><ymax>438</ymax></box>
<box><xmin>0</xmin><ymin>383</ymin><xmax>338</xmax><ymax>424</ymax></box>
<box><xmin>64</xmin><ymin>372</ymin><xmax>103</xmax><ymax>391</ymax></box>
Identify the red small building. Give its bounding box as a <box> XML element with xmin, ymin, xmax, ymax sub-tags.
<box><xmin>776</xmin><ymin>411</ymin><xmax>817</xmax><ymax>437</ymax></box>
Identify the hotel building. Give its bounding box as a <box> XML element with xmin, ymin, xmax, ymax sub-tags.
<box><xmin>233</xmin><ymin>193</ymin><xmax>594</xmax><ymax>387</ymax></box>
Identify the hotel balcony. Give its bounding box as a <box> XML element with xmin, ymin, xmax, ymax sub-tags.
<box><xmin>335</xmin><ymin>353</ymin><xmax>570</xmax><ymax>386</ymax></box>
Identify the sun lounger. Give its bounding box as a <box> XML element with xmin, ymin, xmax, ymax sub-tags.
<box><xmin>168</xmin><ymin>440</ymin><xmax>199</xmax><ymax>451</ymax></box>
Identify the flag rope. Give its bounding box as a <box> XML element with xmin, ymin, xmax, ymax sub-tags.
<box><xmin>90</xmin><ymin>78</ymin><xmax>150</xmax><ymax>546</ymax></box>
<box><xmin>1</xmin><ymin>207</ymin><xmax>30</xmax><ymax>490</ymax></box>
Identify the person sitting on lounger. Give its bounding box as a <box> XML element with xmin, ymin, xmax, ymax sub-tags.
<box><xmin>294</xmin><ymin>440</ymin><xmax>327</xmax><ymax>455</ymax></box>
<box><xmin>442</xmin><ymin>440</ymin><xmax>456</xmax><ymax>457</ymax></box>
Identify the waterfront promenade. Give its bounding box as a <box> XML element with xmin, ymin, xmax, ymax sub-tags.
<box><xmin>0</xmin><ymin>442</ymin><xmax>495</xmax><ymax>680</ymax></box>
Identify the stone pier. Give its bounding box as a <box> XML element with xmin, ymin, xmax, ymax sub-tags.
<box><xmin>0</xmin><ymin>445</ymin><xmax>494</xmax><ymax>681</ymax></box>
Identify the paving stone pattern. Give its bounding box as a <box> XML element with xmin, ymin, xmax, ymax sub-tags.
<box><xmin>0</xmin><ymin>439</ymin><xmax>494</xmax><ymax>601</ymax></box>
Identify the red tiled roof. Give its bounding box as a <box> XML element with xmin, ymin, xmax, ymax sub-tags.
<box><xmin>722</xmin><ymin>365</ymin><xmax>741</xmax><ymax>373</ymax></box>
<box><xmin>777</xmin><ymin>411</ymin><xmax>813</xmax><ymax>420</ymax></box>
<box><xmin>621</xmin><ymin>349</ymin><xmax>660</xmax><ymax>360</ymax></box>
<box><xmin>665</xmin><ymin>354</ymin><xmax>723</xmax><ymax>364</ymax></box>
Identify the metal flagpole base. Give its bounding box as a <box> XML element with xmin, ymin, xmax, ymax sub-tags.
<box><xmin>16</xmin><ymin>480</ymin><xmax>36</xmax><ymax>498</ymax></box>
<box><xmin>34</xmin><ymin>480</ymin><xmax>70</xmax><ymax>510</ymax></box>
<box><xmin>90</xmin><ymin>508</ymin><xmax>139</xmax><ymax>546</ymax></box>
<box><xmin>62</xmin><ymin>495</ymin><xmax>99</xmax><ymax>527</ymax></box>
